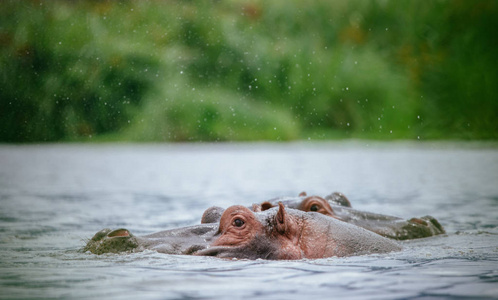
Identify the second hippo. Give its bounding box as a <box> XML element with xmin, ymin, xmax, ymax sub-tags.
<box><xmin>202</xmin><ymin>192</ymin><xmax>445</xmax><ymax>240</ymax></box>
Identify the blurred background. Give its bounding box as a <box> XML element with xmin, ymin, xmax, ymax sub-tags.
<box><xmin>1</xmin><ymin>0</ymin><xmax>497</xmax><ymax>143</ymax></box>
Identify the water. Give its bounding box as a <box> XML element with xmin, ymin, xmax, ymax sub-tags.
<box><xmin>1</xmin><ymin>142</ymin><xmax>497</xmax><ymax>299</ymax></box>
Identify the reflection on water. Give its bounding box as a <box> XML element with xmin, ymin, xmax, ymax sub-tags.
<box><xmin>0</xmin><ymin>142</ymin><xmax>497</xmax><ymax>299</ymax></box>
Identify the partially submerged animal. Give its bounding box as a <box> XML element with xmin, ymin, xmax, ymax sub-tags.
<box><xmin>202</xmin><ymin>192</ymin><xmax>445</xmax><ymax>240</ymax></box>
<box><xmin>84</xmin><ymin>203</ymin><xmax>401</xmax><ymax>259</ymax></box>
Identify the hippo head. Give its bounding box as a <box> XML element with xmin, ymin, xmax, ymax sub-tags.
<box><xmin>299</xmin><ymin>191</ymin><xmax>352</xmax><ymax>208</ymax></box>
<box><xmin>259</xmin><ymin>196</ymin><xmax>338</xmax><ymax>219</ymax></box>
<box><xmin>196</xmin><ymin>205</ymin><xmax>281</xmax><ymax>259</ymax></box>
<box><xmin>196</xmin><ymin>202</ymin><xmax>400</xmax><ymax>259</ymax></box>
<box><xmin>197</xmin><ymin>203</ymin><xmax>318</xmax><ymax>259</ymax></box>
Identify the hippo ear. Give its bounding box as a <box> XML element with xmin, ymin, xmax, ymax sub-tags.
<box><xmin>260</xmin><ymin>201</ymin><xmax>273</xmax><ymax>211</ymax></box>
<box><xmin>276</xmin><ymin>202</ymin><xmax>288</xmax><ymax>234</ymax></box>
<box><xmin>201</xmin><ymin>206</ymin><xmax>225</xmax><ymax>224</ymax></box>
<box><xmin>299</xmin><ymin>191</ymin><xmax>307</xmax><ymax>197</ymax></box>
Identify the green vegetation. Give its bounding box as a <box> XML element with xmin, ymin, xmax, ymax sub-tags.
<box><xmin>1</xmin><ymin>0</ymin><xmax>497</xmax><ymax>142</ymax></box>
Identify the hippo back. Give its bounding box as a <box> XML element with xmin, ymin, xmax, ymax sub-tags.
<box><xmin>299</xmin><ymin>210</ymin><xmax>402</xmax><ymax>258</ymax></box>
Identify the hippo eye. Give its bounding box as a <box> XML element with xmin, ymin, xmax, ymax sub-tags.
<box><xmin>310</xmin><ymin>204</ymin><xmax>319</xmax><ymax>212</ymax></box>
<box><xmin>233</xmin><ymin>218</ymin><xmax>245</xmax><ymax>227</ymax></box>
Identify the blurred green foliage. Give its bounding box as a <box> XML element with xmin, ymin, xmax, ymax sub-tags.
<box><xmin>1</xmin><ymin>0</ymin><xmax>497</xmax><ymax>142</ymax></box>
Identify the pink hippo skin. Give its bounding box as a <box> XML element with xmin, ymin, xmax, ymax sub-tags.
<box><xmin>201</xmin><ymin>192</ymin><xmax>445</xmax><ymax>240</ymax></box>
<box><xmin>196</xmin><ymin>203</ymin><xmax>401</xmax><ymax>259</ymax></box>
<box><xmin>85</xmin><ymin>203</ymin><xmax>401</xmax><ymax>260</ymax></box>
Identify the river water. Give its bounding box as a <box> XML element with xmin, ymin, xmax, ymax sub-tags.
<box><xmin>1</xmin><ymin>142</ymin><xmax>497</xmax><ymax>299</ymax></box>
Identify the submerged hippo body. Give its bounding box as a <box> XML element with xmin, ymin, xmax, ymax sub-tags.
<box><xmin>85</xmin><ymin>203</ymin><xmax>401</xmax><ymax>259</ymax></box>
<box><xmin>202</xmin><ymin>192</ymin><xmax>445</xmax><ymax>240</ymax></box>
<box><xmin>84</xmin><ymin>224</ymin><xmax>219</xmax><ymax>255</ymax></box>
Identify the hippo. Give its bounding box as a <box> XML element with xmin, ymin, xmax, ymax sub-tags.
<box><xmin>84</xmin><ymin>203</ymin><xmax>401</xmax><ymax>259</ymax></box>
<box><xmin>201</xmin><ymin>192</ymin><xmax>445</xmax><ymax>240</ymax></box>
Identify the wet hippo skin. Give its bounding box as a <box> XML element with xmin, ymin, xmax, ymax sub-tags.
<box><xmin>84</xmin><ymin>203</ymin><xmax>401</xmax><ymax>259</ymax></box>
<box><xmin>202</xmin><ymin>192</ymin><xmax>445</xmax><ymax>240</ymax></box>
<box><xmin>262</xmin><ymin>193</ymin><xmax>445</xmax><ymax>240</ymax></box>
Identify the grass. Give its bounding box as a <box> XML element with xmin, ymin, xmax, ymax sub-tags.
<box><xmin>1</xmin><ymin>0</ymin><xmax>497</xmax><ymax>142</ymax></box>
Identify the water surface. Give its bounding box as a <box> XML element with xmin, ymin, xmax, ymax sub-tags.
<box><xmin>1</xmin><ymin>142</ymin><xmax>497</xmax><ymax>299</ymax></box>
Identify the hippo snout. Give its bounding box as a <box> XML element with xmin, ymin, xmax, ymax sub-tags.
<box><xmin>83</xmin><ymin>228</ymin><xmax>139</xmax><ymax>255</ymax></box>
<box><xmin>398</xmin><ymin>216</ymin><xmax>446</xmax><ymax>240</ymax></box>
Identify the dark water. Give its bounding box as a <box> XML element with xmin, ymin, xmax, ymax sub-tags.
<box><xmin>1</xmin><ymin>142</ymin><xmax>497</xmax><ymax>300</ymax></box>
